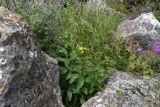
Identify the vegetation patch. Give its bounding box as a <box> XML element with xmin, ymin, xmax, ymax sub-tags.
<box><xmin>0</xmin><ymin>0</ymin><xmax>159</xmax><ymax>107</ymax></box>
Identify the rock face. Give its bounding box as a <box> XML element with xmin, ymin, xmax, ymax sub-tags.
<box><xmin>87</xmin><ymin>0</ymin><xmax>107</xmax><ymax>9</ymax></box>
<box><xmin>82</xmin><ymin>71</ymin><xmax>160</xmax><ymax>107</ymax></box>
<box><xmin>117</xmin><ymin>12</ymin><xmax>160</xmax><ymax>49</ymax></box>
<box><xmin>5</xmin><ymin>0</ymin><xmax>65</xmax><ymax>10</ymax></box>
<box><xmin>0</xmin><ymin>6</ymin><xmax>64</xmax><ymax>107</ymax></box>
<box><xmin>85</xmin><ymin>0</ymin><xmax>125</xmax><ymax>17</ymax></box>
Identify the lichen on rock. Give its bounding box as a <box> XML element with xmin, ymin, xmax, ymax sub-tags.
<box><xmin>82</xmin><ymin>71</ymin><xmax>160</xmax><ymax>107</ymax></box>
<box><xmin>117</xmin><ymin>12</ymin><xmax>160</xmax><ymax>49</ymax></box>
<box><xmin>0</xmin><ymin>6</ymin><xmax>64</xmax><ymax>107</ymax></box>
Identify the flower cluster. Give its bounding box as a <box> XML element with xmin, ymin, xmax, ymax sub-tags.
<box><xmin>153</xmin><ymin>41</ymin><xmax>160</xmax><ymax>53</ymax></box>
<box><xmin>138</xmin><ymin>47</ymin><xmax>143</xmax><ymax>52</ymax></box>
<box><xmin>137</xmin><ymin>41</ymin><xmax>160</xmax><ymax>53</ymax></box>
<box><xmin>79</xmin><ymin>46</ymin><xmax>87</xmax><ymax>54</ymax></box>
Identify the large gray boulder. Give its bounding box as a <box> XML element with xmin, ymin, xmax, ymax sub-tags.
<box><xmin>82</xmin><ymin>71</ymin><xmax>160</xmax><ymax>107</ymax></box>
<box><xmin>117</xmin><ymin>12</ymin><xmax>160</xmax><ymax>49</ymax></box>
<box><xmin>0</xmin><ymin>6</ymin><xmax>64</xmax><ymax>107</ymax></box>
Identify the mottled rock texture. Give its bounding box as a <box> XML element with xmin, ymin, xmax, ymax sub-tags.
<box><xmin>117</xmin><ymin>12</ymin><xmax>160</xmax><ymax>49</ymax></box>
<box><xmin>82</xmin><ymin>71</ymin><xmax>160</xmax><ymax>107</ymax></box>
<box><xmin>2</xmin><ymin>0</ymin><xmax>65</xmax><ymax>10</ymax></box>
<box><xmin>0</xmin><ymin>6</ymin><xmax>64</xmax><ymax>107</ymax></box>
<box><xmin>86</xmin><ymin>0</ymin><xmax>125</xmax><ymax>17</ymax></box>
<box><xmin>87</xmin><ymin>0</ymin><xmax>106</xmax><ymax>9</ymax></box>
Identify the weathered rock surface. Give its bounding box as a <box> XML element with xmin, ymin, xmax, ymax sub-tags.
<box><xmin>4</xmin><ymin>0</ymin><xmax>65</xmax><ymax>10</ymax></box>
<box><xmin>0</xmin><ymin>6</ymin><xmax>64</xmax><ymax>107</ymax></box>
<box><xmin>85</xmin><ymin>0</ymin><xmax>125</xmax><ymax>17</ymax></box>
<box><xmin>117</xmin><ymin>12</ymin><xmax>160</xmax><ymax>49</ymax></box>
<box><xmin>82</xmin><ymin>71</ymin><xmax>160</xmax><ymax>107</ymax></box>
<box><xmin>87</xmin><ymin>0</ymin><xmax>106</xmax><ymax>9</ymax></box>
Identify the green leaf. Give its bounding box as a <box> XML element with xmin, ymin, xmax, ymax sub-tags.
<box><xmin>70</xmin><ymin>52</ymin><xmax>77</xmax><ymax>60</ymax></box>
<box><xmin>67</xmin><ymin>90</ymin><xmax>72</xmax><ymax>101</ymax></box>
<box><xmin>80</xmin><ymin>96</ymin><xmax>85</xmax><ymax>104</ymax></box>
<box><xmin>82</xmin><ymin>87</ymin><xmax>88</xmax><ymax>95</ymax></box>
<box><xmin>66</xmin><ymin>73</ymin><xmax>72</xmax><ymax>80</ymax></box>
<box><xmin>58</xmin><ymin>48</ymin><xmax>68</xmax><ymax>56</ymax></box>
<box><xmin>57</xmin><ymin>57</ymin><xmax>66</xmax><ymax>62</ymax></box>
<box><xmin>64</xmin><ymin>59</ymin><xmax>71</xmax><ymax>68</ymax></box>
<box><xmin>85</xmin><ymin>77</ymin><xmax>92</xmax><ymax>83</ymax></box>
<box><xmin>72</xmin><ymin>88</ymin><xmax>80</xmax><ymax>94</ymax></box>
<box><xmin>77</xmin><ymin>77</ymin><xmax>84</xmax><ymax>89</ymax></box>
<box><xmin>72</xmin><ymin>65</ymin><xmax>82</xmax><ymax>72</ymax></box>
<box><xmin>59</xmin><ymin>67</ymin><xmax>68</xmax><ymax>74</ymax></box>
<box><xmin>57</xmin><ymin>58</ymin><xmax>71</xmax><ymax>68</ymax></box>
<box><xmin>89</xmin><ymin>88</ymin><xmax>94</xmax><ymax>94</ymax></box>
<box><xmin>48</xmin><ymin>50</ymin><xmax>57</xmax><ymax>58</ymax></box>
<box><xmin>69</xmin><ymin>74</ymin><xmax>79</xmax><ymax>84</ymax></box>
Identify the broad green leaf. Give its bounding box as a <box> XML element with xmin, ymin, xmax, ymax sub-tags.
<box><xmin>58</xmin><ymin>48</ymin><xmax>68</xmax><ymax>56</ymax></box>
<box><xmin>57</xmin><ymin>57</ymin><xmax>66</xmax><ymax>62</ymax></box>
<box><xmin>69</xmin><ymin>74</ymin><xmax>79</xmax><ymax>84</ymax></box>
<box><xmin>48</xmin><ymin>50</ymin><xmax>57</xmax><ymax>57</ymax></box>
<box><xmin>59</xmin><ymin>67</ymin><xmax>68</xmax><ymax>74</ymax></box>
<box><xmin>67</xmin><ymin>90</ymin><xmax>72</xmax><ymax>101</ymax></box>
<box><xmin>66</xmin><ymin>73</ymin><xmax>72</xmax><ymax>80</ymax></box>
<box><xmin>77</xmin><ymin>77</ymin><xmax>84</xmax><ymax>89</ymax></box>
<box><xmin>57</xmin><ymin>57</ymin><xmax>71</xmax><ymax>68</ymax></box>
<box><xmin>82</xmin><ymin>87</ymin><xmax>88</xmax><ymax>95</ymax></box>
<box><xmin>80</xmin><ymin>96</ymin><xmax>85</xmax><ymax>104</ymax></box>
<box><xmin>85</xmin><ymin>77</ymin><xmax>92</xmax><ymax>83</ymax></box>
<box><xmin>89</xmin><ymin>88</ymin><xmax>94</xmax><ymax>94</ymax></box>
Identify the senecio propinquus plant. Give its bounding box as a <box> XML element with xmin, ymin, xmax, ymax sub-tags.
<box><xmin>54</xmin><ymin>4</ymin><xmax>123</xmax><ymax>107</ymax></box>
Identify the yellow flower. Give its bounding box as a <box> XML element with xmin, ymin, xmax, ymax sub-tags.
<box><xmin>83</xmin><ymin>47</ymin><xmax>87</xmax><ymax>50</ymax></box>
<box><xmin>79</xmin><ymin>46</ymin><xmax>87</xmax><ymax>54</ymax></box>
<box><xmin>80</xmin><ymin>50</ymin><xmax>84</xmax><ymax>54</ymax></box>
<box><xmin>79</xmin><ymin>47</ymin><xmax>83</xmax><ymax>51</ymax></box>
